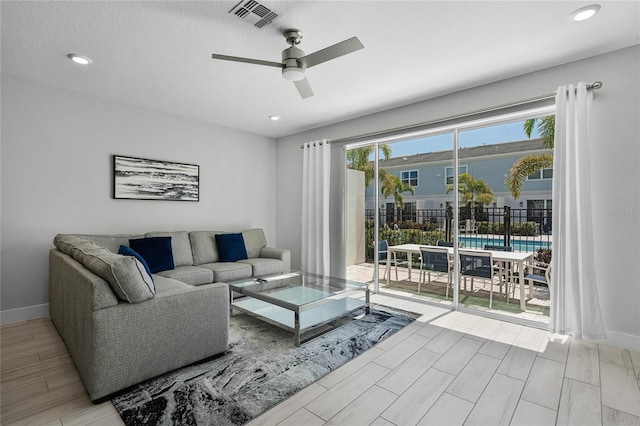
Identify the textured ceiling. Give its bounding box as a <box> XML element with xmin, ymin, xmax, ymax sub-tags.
<box><xmin>2</xmin><ymin>1</ymin><xmax>639</xmax><ymax>138</ymax></box>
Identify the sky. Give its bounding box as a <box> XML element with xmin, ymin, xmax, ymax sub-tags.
<box><xmin>383</xmin><ymin>119</ymin><xmax>541</xmax><ymax>158</ymax></box>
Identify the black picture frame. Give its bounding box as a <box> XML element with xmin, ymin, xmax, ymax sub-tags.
<box><xmin>113</xmin><ymin>155</ymin><xmax>199</xmax><ymax>201</ymax></box>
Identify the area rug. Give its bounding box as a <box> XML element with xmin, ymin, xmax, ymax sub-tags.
<box><xmin>112</xmin><ymin>305</ymin><xmax>418</xmax><ymax>426</ymax></box>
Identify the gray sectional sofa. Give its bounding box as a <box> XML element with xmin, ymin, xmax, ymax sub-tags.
<box><xmin>49</xmin><ymin>228</ymin><xmax>290</xmax><ymax>401</ymax></box>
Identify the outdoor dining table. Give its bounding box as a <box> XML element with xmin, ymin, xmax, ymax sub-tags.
<box><xmin>386</xmin><ymin>244</ymin><xmax>534</xmax><ymax>311</ymax></box>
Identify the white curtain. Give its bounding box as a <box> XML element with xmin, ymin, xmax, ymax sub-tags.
<box><xmin>550</xmin><ymin>83</ymin><xmax>606</xmax><ymax>339</ymax></box>
<box><xmin>301</xmin><ymin>140</ymin><xmax>331</xmax><ymax>275</ymax></box>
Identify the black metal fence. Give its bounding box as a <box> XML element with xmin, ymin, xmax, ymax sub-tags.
<box><xmin>365</xmin><ymin>206</ymin><xmax>552</xmax><ymax>251</ymax></box>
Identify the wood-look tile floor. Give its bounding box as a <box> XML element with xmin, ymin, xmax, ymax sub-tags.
<box><xmin>0</xmin><ymin>317</ymin><xmax>122</xmax><ymax>425</ymax></box>
<box><xmin>2</xmin><ymin>295</ymin><xmax>640</xmax><ymax>425</ymax></box>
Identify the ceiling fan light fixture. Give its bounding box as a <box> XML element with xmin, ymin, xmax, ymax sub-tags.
<box><xmin>570</xmin><ymin>4</ymin><xmax>601</xmax><ymax>21</ymax></box>
<box><xmin>282</xmin><ymin>67</ymin><xmax>305</xmax><ymax>81</ymax></box>
<box><xmin>67</xmin><ymin>53</ymin><xmax>92</xmax><ymax>65</ymax></box>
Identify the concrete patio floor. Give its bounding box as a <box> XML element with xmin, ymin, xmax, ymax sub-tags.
<box><xmin>346</xmin><ymin>263</ymin><xmax>550</xmax><ymax>324</ymax></box>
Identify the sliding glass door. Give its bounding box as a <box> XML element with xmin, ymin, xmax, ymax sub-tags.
<box><xmin>344</xmin><ymin>107</ymin><xmax>555</xmax><ymax>324</ymax></box>
<box><xmin>345</xmin><ymin>133</ymin><xmax>454</xmax><ymax>301</ymax></box>
<box><xmin>456</xmin><ymin>119</ymin><xmax>553</xmax><ymax>320</ymax></box>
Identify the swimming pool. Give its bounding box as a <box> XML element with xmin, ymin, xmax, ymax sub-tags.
<box><xmin>458</xmin><ymin>236</ymin><xmax>551</xmax><ymax>252</ymax></box>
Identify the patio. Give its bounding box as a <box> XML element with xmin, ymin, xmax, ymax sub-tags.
<box><xmin>346</xmin><ymin>263</ymin><xmax>550</xmax><ymax>324</ymax></box>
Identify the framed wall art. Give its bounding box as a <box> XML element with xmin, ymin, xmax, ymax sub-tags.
<box><xmin>113</xmin><ymin>155</ymin><xmax>199</xmax><ymax>201</ymax></box>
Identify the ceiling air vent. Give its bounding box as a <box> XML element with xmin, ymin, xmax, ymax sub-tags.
<box><xmin>229</xmin><ymin>0</ymin><xmax>278</xmax><ymax>29</ymax></box>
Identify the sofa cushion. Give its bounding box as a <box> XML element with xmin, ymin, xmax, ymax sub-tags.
<box><xmin>73</xmin><ymin>234</ymin><xmax>145</xmax><ymax>254</ymax></box>
<box><xmin>189</xmin><ymin>231</ymin><xmax>223</xmax><ymax>265</ymax></box>
<box><xmin>118</xmin><ymin>245</ymin><xmax>154</xmax><ymax>287</ymax></box>
<box><xmin>215</xmin><ymin>233</ymin><xmax>248</xmax><ymax>262</ymax></box>
<box><xmin>238</xmin><ymin>258</ymin><xmax>283</xmax><ymax>277</ymax></box>
<box><xmin>54</xmin><ymin>234</ymin><xmax>155</xmax><ymax>303</ymax></box>
<box><xmin>200</xmin><ymin>262</ymin><xmax>252</xmax><ymax>282</ymax></box>
<box><xmin>156</xmin><ymin>266</ymin><xmax>214</xmax><ymax>286</ymax></box>
<box><xmin>129</xmin><ymin>237</ymin><xmax>175</xmax><ymax>274</ymax></box>
<box><xmin>242</xmin><ymin>228</ymin><xmax>267</xmax><ymax>259</ymax></box>
<box><xmin>151</xmin><ymin>275</ymin><xmax>192</xmax><ymax>296</ymax></box>
<box><xmin>146</xmin><ymin>231</ymin><xmax>193</xmax><ymax>267</ymax></box>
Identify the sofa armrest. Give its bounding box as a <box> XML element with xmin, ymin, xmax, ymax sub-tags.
<box><xmin>89</xmin><ymin>281</ymin><xmax>229</xmax><ymax>400</ymax></box>
<box><xmin>260</xmin><ymin>247</ymin><xmax>291</xmax><ymax>273</ymax></box>
<box><xmin>50</xmin><ymin>249</ymin><xmax>119</xmax><ymax>322</ymax></box>
<box><xmin>50</xmin><ymin>248</ymin><xmax>230</xmax><ymax>401</ymax></box>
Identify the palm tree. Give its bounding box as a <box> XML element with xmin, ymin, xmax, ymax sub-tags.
<box><xmin>523</xmin><ymin>116</ymin><xmax>555</xmax><ymax>149</ymax></box>
<box><xmin>346</xmin><ymin>145</ymin><xmax>392</xmax><ymax>187</ymax></box>
<box><xmin>446</xmin><ymin>173</ymin><xmax>494</xmax><ymax>218</ymax></box>
<box><xmin>505</xmin><ymin>116</ymin><xmax>555</xmax><ymax>199</ymax></box>
<box><xmin>347</xmin><ymin>145</ymin><xmax>414</xmax><ymax>207</ymax></box>
<box><xmin>379</xmin><ymin>169</ymin><xmax>415</xmax><ymax>210</ymax></box>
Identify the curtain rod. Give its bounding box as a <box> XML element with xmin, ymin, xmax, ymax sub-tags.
<box><xmin>299</xmin><ymin>81</ymin><xmax>602</xmax><ymax>148</ymax></box>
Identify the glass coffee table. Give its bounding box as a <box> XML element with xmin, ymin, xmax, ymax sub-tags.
<box><xmin>228</xmin><ymin>271</ymin><xmax>370</xmax><ymax>346</ymax></box>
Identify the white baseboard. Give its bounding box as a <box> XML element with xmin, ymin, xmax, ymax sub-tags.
<box><xmin>599</xmin><ymin>329</ymin><xmax>640</xmax><ymax>353</ymax></box>
<box><xmin>1</xmin><ymin>303</ymin><xmax>49</xmax><ymax>325</ymax></box>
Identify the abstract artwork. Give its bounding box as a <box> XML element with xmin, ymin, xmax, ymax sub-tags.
<box><xmin>113</xmin><ymin>155</ymin><xmax>199</xmax><ymax>201</ymax></box>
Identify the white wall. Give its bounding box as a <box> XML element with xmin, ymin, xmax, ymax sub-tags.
<box><xmin>275</xmin><ymin>46</ymin><xmax>640</xmax><ymax>350</ymax></box>
<box><xmin>1</xmin><ymin>75</ymin><xmax>277</xmax><ymax>321</ymax></box>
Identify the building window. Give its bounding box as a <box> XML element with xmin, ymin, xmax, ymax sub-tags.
<box><xmin>445</xmin><ymin>165</ymin><xmax>467</xmax><ymax>185</ymax></box>
<box><xmin>528</xmin><ymin>167</ymin><xmax>553</xmax><ymax>180</ymax></box>
<box><xmin>401</xmin><ymin>170</ymin><xmax>418</xmax><ymax>187</ymax></box>
<box><xmin>401</xmin><ymin>202</ymin><xmax>417</xmax><ymax>222</ymax></box>
<box><xmin>526</xmin><ymin>199</ymin><xmax>552</xmax><ymax>232</ymax></box>
<box><xmin>527</xmin><ymin>199</ymin><xmax>545</xmax><ymax>210</ymax></box>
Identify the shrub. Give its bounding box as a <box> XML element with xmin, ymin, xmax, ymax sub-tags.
<box><xmin>512</xmin><ymin>221</ymin><xmax>537</xmax><ymax>236</ymax></box>
<box><xmin>364</xmin><ymin>220</ymin><xmax>444</xmax><ymax>261</ymax></box>
<box><xmin>384</xmin><ymin>221</ymin><xmax>440</xmax><ymax>232</ymax></box>
<box><xmin>534</xmin><ymin>248</ymin><xmax>552</xmax><ymax>264</ymax></box>
<box><xmin>476</xmin><ymin>221</ymin><xmax>504</xmax><ymax>234</ymax></box>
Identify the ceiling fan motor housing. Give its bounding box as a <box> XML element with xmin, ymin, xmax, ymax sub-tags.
<box><xmin>282</xmin><ymin>46</ymin><xmax>305</xmax><ymax>81</ymax></box>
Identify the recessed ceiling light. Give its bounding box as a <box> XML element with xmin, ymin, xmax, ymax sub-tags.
<box><xmin>67</xmin><ymin>53</ymin><xmax>92</xmax><ymax>65</ymax></box>
<box><xmin>269</xmin><ymin>115</ymin><xmax>280</xmax><ymax>121</ymax></box>
<box><xmin>571</xmin><ymin>4</ymin><xmax>601</xmax><ymax>21</ymax></box>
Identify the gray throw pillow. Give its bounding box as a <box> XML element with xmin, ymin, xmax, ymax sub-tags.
<box><xmin>54</xmin><ymin>234</ymin><xmax>155</xmax><ymax>303</ymax></box>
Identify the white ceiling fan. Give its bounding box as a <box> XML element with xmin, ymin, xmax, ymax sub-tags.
<box><xmin>211</xmin><ymin>29</ymin><xmax>364</xmax><ymax>99</ymax></box>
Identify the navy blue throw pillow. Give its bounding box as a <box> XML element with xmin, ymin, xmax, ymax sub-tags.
<box><xmin>118</xmin><ymin>245</ymin><xmax>155</xmax><ymax>289</ymax></box>
<box><xmin>129</xmin><ymin>237</ymin><xmax>175</xmax><ymax>274</ymax></box>
<box><xmin>216</xmin><ymin>233</ymin><xmax>248</xmax><ymax>262</ymax></box>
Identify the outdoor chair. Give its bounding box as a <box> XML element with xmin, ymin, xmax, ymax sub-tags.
<box><xmin>483</xmin><ymin>245</ymin><xmax>513</xmax><ymax>252</ymax></box>
<box><xmin>375</xmin><ymin>240</ymin><xmax>404</xmax><ymax>284</ymax></box>
<box><xmin>484</xmin><ymin>244</ymin><xmax>514</xmax><ymax>300</ymax></box>
<box><xmin>436</xmin><ymin>240</ymin><xmax>454</xmax><ymax>247</ymax></box>
<box><xmin>376</xmin><ymin>239</ymin><xmax>391</xmax><ymax>282</ymax></box>
<box><xmin>418</xmin><ymin>246</ymin><xmax>453</xmax><ymax>298</ymax></box>
<box><xmin>459</xmin><ymin>219</ymin><xmax>478</xmax><ymax>234</ymax></box>
<box><xmin>459</xmin><ymin>250</ymin><xmax>497</xmax><ymax>309</ymax></box>
<box><xmin>516</xmin><ymin>261</ymin><xmax>551</xmax><ymax>299</ymax></box>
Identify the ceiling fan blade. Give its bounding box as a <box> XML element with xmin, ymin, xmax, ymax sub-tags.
<box><xmin>211</xmin><ymin>53</ymin><xmax>283</xmax><ymax>68</ymax></box>
<box><xmin>294</xmin><ymin>77</ymin><xmax>314</xmax><ymax>99</ymax></box>
<box><xmin>301</xmin><ymin>37</ymin><xmax>364</xmax><ymax>68</ymax></box>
